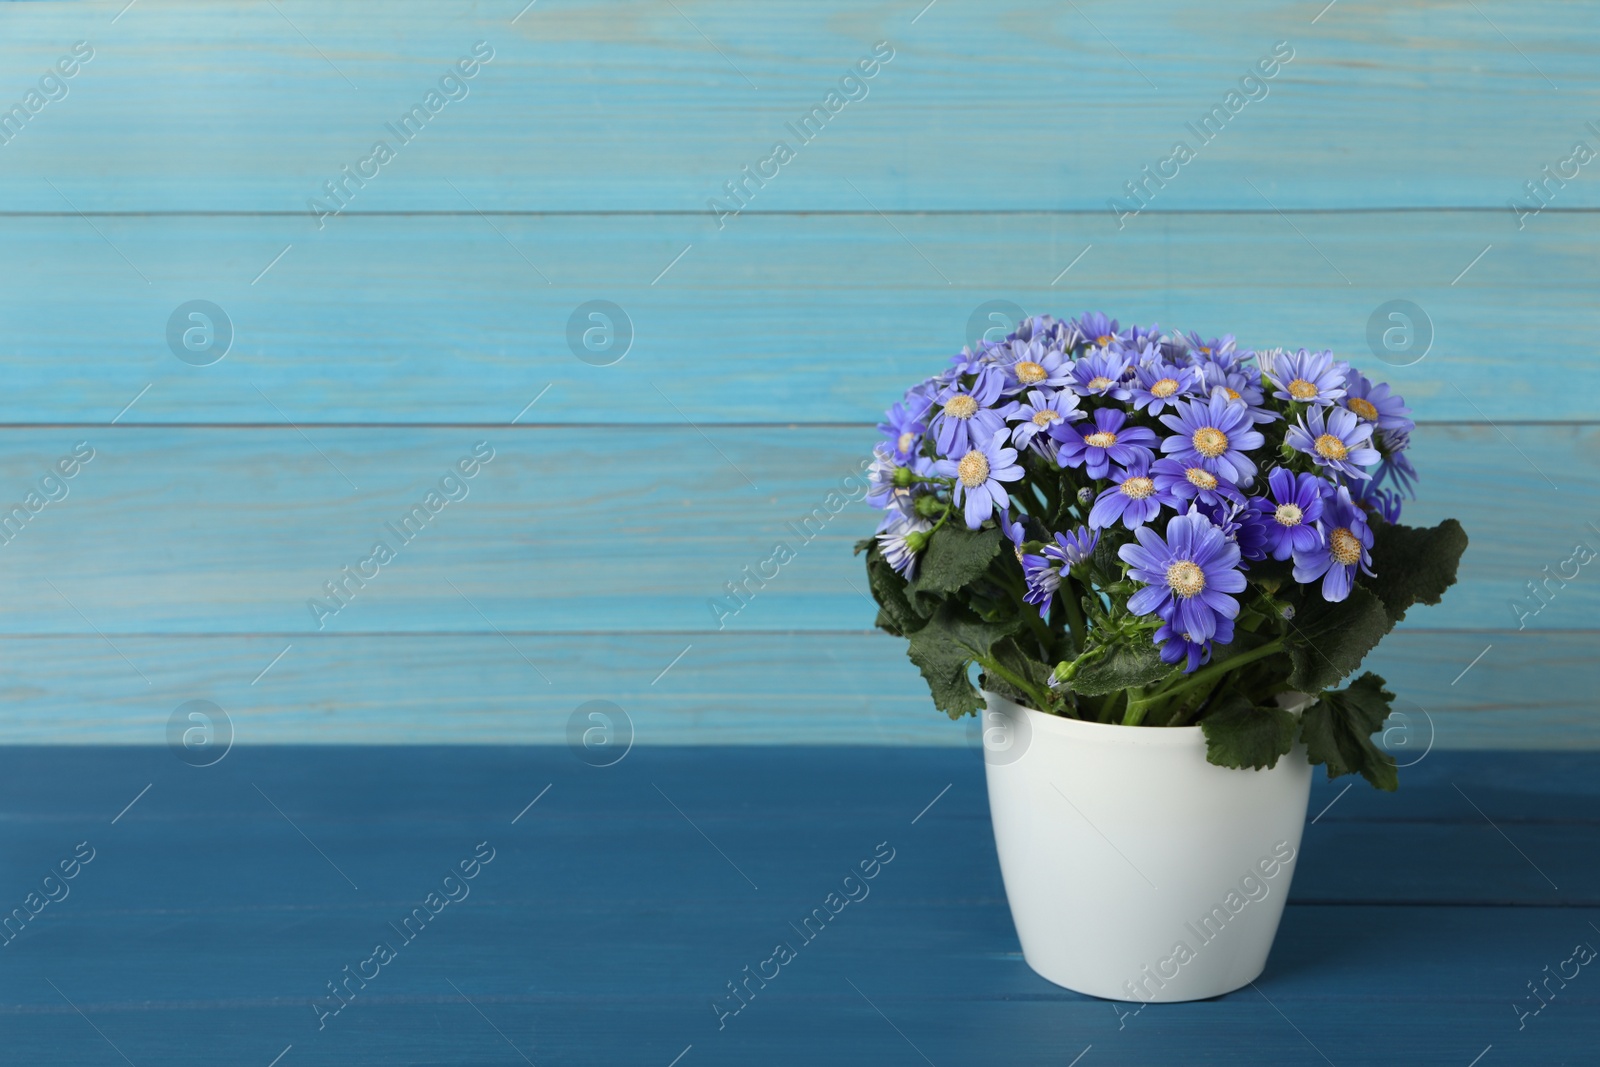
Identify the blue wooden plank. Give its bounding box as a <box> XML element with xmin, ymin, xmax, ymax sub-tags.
<box><xmin>0</xmin><ymin>424</ymin><xmax>1588</xmax><ymax>634</ymax></box>
<box><xmin>0</xmin><ymin>747</ymin><xmax>1595</xmax><ymax>1065</ymax></box>
<box><xmin>0</xmin><ymin>212</ymin><xmax>1591</xmax><ymax>423</ymax></box>
<box><xmin>0</xmin><ymin>1</ymin><xmax>1594</xmax><ymax>212</ymax></box>
<box><xmin>0</xmin><ymin>629</ymin><xmax>1588</xmax><ymax>747</ymax></box>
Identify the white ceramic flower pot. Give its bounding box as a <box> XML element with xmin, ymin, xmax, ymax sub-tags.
<box><xmin>980</xmin><ymin>689</ymin><xmax>1313</xmax><ymax>1002</ymax></box>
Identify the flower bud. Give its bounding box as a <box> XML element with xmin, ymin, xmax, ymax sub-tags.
<box><xmin>904</xmin><ymin>530</ymin><xmax>930</xmax><ymax>553</ymax></box>
<box><xmin>892</xmin><ymin>465</ymin><xmax>916</xmax><ymax>488</ymax></box>
<box><xmin>914</xmin><ymin>495</ymin><xmax>945</xmax><ymax>518</ymax></box>
<box><xmin>1280</xmin><ymin>604</ymin><xmax>1296</xmax><ymax>621</ymax></box>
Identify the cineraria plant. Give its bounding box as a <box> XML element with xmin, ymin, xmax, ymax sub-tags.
<box><xmin>856</xmin><ymin>313</ymin><xmax>1467</xmax><ymax>789</ymax></box>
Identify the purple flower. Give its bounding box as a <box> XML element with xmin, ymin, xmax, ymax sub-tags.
<box><xmin>1204</xmin><ymin>499</ymin><xmax>1272</xmax><ymax>562</ymax></box>
<box><xmin>1046</xmin><ymin>525</ymin><xmax>1099</xmax><ymax>567</ymax></box>
<box><xmin>933</xmin><ymin>428</ymin><xmax>1024</xmax><ymax>529</ymax></box>
<box><xmin>1293</xmin><ymin>485</ymin><xmax>1374</xmax><ymax>602</ymax></box>
<box><xmin>1267</xmin><ymin>348</ymin><xmax>1346</xmax><ymax>407</ymax></box>
<box><xmin>876</xmin><ymin>511</ymin><xmax>933</xmax><ymax>578</ymax></box>
<box><xmin>1286</xmin><ymin>405</ymin><xmax>1380</xmax><ymax>480</ymax></box>
<box><xmin>1021</xmin><ymin>551</ymin><xmax>1062</xmax><ymax>618</ymax></box>
<box><xmin>877</xmin><ymin>400</ymin><xmax>929</xmax><ymax>463</ymax></box>
<box><xmin>1154</xmin><ymin>614</ymin><xmax>1231</xmax><ymax>673</ymax></box>
<box><xmin>1251</xmin><ymin>468</ymin><xmax>1325</xmax><ymax>561</ymax></box>
<box><xmin>1158</xmin><ymin>392</ymin><xmax>1265</xmax><ymax>485</ymax></box>
<box><xmin>995</xmin><ymin>339</ymin><xmax>1073</xmax><ymax>393</ymax></box>
<box><xmin>1075</xmin><ymin>312</ymin><xmax>1124</xmax><ymax>350</ymax></box>
<box><xmin>1007</xmin><ymin>388</ymin><xmax>1082</xmax><ymax>452</ymax></box>
<box><xmin>1184</xmin><ymin>332</ymin><xmax>1238</xmax><ymax>363</ymax></box>
<box><xmin>1151</xmin><ymin>456</ymin><xmax>1244</xmax><ymax>508</ymax></box>
<box><xmin>1068</xmin><ymin>350</ymin><xmax>1133</xmax><ymax>401</ymax></box>
<box><xmin>1343</xmin><ymin>370</ymin><xmax>1414</xmax><ymax>433</ymax></box>
<box><xmin>1353</xmin><ymin>480</ymin><xmax>1404</xmax><ymax>524</ymax></box>
<box><xmin>1370</xmin><ymin>428</ymin><xmax>1418</xmax><ymax>497</ymax></box>
<box><xmin>1089</xmin><ymin>456</ymin><xmax>1174</xmax><ymax>530</ymax></box>
<box><xmin>930</xmin><ymin>367</ymin><xmax>1009</xmax><ymax>456</ymax></box>
<box><xmin>1130</xmin><ymin>360</ymin><xmax>1203</xmax><ymax>415</ymax></box>
<box><xmin>1118</xmin><ymin>509</ymin><xmax>1248</xmax><ymax>644</ymax></box>
<box><xmin>1054</xmin><ymin>407</ymin><xmax>1159</xmax><ymax>480</ymax></box>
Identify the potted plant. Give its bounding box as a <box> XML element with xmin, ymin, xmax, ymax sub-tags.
<box><xmin>857</xmin><ymin>313</ymin><xmax>1466</xmax><ymax>1002</ymax></box>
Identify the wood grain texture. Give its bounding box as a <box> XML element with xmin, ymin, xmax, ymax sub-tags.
<box><xmin>0</xmin><ymin>629</ymin><xmax>1588</xmax><ymax>747</ymax></box>
<box><xmin>0</xmin><ymin>747</ymin><xmax>1593</xmax><ymax>1065</ymax></box>
<box><xmin>0</xmin><ymin>211</ymin><xmax>1592</xmax><ymax>423</ymax></box>
<box><xmin>0</xmin><ymin>1</ymin><xmax>1594</xmax><ymax>211</ymax></box>
<box><xmin>0</xmin><ymin>424</ymin><xmax>1590</xmax><ymax>632</ymax></box>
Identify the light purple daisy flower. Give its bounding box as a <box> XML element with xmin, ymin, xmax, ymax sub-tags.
<box><xmin>1089</xmin><ymin>455</ymin><xmax>1175</xmax><ymax>530</ymax></box>
<box><xmin>1045</xmin><ymin>524</ymin><xmax>1099</xmax><ymax>567</ymax></box>
<box><xmin>1158</xmin><ymin>392</ymin><xmax>1265</xmax><ymax>485</ymax></box>
<box><xmin>876</xmin><ymin>511</ymin><xmax>933</xmax><ymax>579</ymax></box>
<box><xmin>1370</xmin><ymin>428</ymin><xmax>1418</xmax><ymax>497</ymax></box>
<box><xmin>930</xmin><ymin>367</ymin><xmax>1009</xmax><ymax>456</ymax></box>
<box><xmin>1343</xmin><ymin>370</ymin><xmax>1414</xmax><ymax>434</ymax></box>
<box><xmin>1007</xmin><ymin>387</ymin><xmax>1082</xmax><ymax>453</ymax></box>
<box><xmin>994</xmin><ymin>339</ymin><xmax>1073</xmax><ymax>394</ymax></box>
<box><xmin>1198</xmin><ymin>362</ymin><xmax>1275</xmax><ymax>424</ymax></box>
<box><xmin>1353</xmin><ymin>479</ymin><xmax>1404</xmax><ymax>524</ymax></box>
<box><xmin>1151</xmin><ymin>456</ymin><xmax>1244</xmax><ymax>508</ymax></box>
<box><xmin>1251</xmin><ymin>468</ymin><xmax>1325</xmax><ymax>561</ymax></box>
<box><xmin>1267</xmin><ymin>348</ymin><xmax>1346</xmax><ymax>407</ymax></box>
<box><xmin>1054</xmin><ymin>407</ymin><xmax>1159</xmax><ymax>480</ymax></box>
<box><xmin>1292</xmin><ymin>485</ymin><xmax>1374</xmax><ymax>602</ymax></box>
<box><xmin>1020</xmin><ymin>550</ymin><xmax>1062</xmax><ymax>618</ymax></box>
<box><xmin>877</xmin><ymin>400</ymin><xmax>929</xmax><ymax>463</ymax></box>
<box><xmin>1068</xmin><ymin>350</ymin><xmax>1134</xmax><ymax>401</ymax></box>
<box><xmin>1118</xmin><ymin>508</ymin><xmax>1247</xmax><ymax>644</ymax></box>
<box><xmin>1204</xmin><ymin>499</ymin><xmax>1271</xmax><ymax>562</ymax></box>
<box><xmin>1184</xmin><ymin>331</ymin><xmax>1238</xmax><ymax>363</ymax></box>
<box><xmin>1130</xmin><ymin>361</ymin><xmax>1203</xmax><ymax>416</ymax></box>
<box><xmin>933</xmin><ymin>428</ymin><xmax>1024</xmax><ymax>529</ymax></box>
<box><xmin>1075</xmin><ymin>312</ymin><xmax>1124</xmax><ymax>350</ymax></box>
<box><xmin>1286</xmin><ymin>405</ymin><xmax>1380</xmax><ymax>480</ymax></box>
<box><xmin>1153</xmin><ymin>614</ymin><xmax>1231</xmax><ymax>673</ymax></box>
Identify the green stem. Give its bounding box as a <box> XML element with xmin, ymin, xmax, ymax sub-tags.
<box><xmin>1123</xmin><ymin>637</ymin><xmax>1287</xmax><ymax>726</ymax></box>
<box><xmin>1060</xmin><ymin>575</ymin><xmax>1088</xmax><ymax>651</ymax></box>
<box><xmin>977</xmin><ymin>655</ymin><xmax>1052</xmax><ymax>714</ymax></box>
<box><xmin>1121</xmin><ymin>685</ymin><xmax>1149</xmax><ymax>726</ymax></box>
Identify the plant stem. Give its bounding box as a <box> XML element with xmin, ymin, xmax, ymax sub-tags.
<box><xmin>977</xmin><ymin>655</ymin><xmax>1052</xmax><ymax>714</ymax></box>
<box><xmin>1060</xmin><ymin>576</ymin><xmax>1088</xmax><ymax>651</ymax></box>
<box><xmin>1121</xmin><ymin>685</ymin><xmax>1149</xmax><ymax>726</ymax></box>
<box><xmin>1122</xmin><ymin>637</ymin><xmax>1286</xmax><ymax>726</ymax></box>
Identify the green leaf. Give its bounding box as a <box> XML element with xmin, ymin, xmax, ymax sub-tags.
<box><xmin>863</xmin><ymin>544</ymin><xmax>927</xmax><ymax>638</ymax></box>
<box><xmin>982</xmin><ymin>636</ymin><xmax>1057</xmax><ymax>711</ymax></box>
<box><xmin>1364</xmin><ymin>518</ymin><xmax>1469</xmax><ymax>624</ymax></box>
<box><xmin>906</xmin><ymin>524</ymin><xmax>1003</xmax><ymax>596</ymax></box>
<box><xmin>1200</xmin><ymin>692</ymin><xmax>1298</xmax><ymax>771</ymax></box>
<box><xmin>1299</xmin><ymin>672</ymin><xmax>1398</xmax><ymax>790</ymax></box>
<box><xmin>1058</xmin><ymin>636</ymin><xmax>1175</xmax><ymax>697</ymax></box>
<box><xmin>904</xmin><ymin>603</ymin><xmax>1017</xmax><ymax>720</ymax></box>
<box><xmin>1285</xmin><ymin>583</ymin><xmax>1393</xmax><ymax>693</ymax></box>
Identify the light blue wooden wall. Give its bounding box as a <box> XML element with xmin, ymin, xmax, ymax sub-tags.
<box><xmin>0</xmin><ymin>0</ymin><xmax>1593</xmax><ymax>746</ymax></box>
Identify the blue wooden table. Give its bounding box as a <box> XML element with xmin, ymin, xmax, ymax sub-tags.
<box><xmin>2</xmin><ymin>746</ymin><xmax>1594</xmax><ymax>1066</ymax></box>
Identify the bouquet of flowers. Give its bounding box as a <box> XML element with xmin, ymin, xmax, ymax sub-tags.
<box><xmin>857</xmin><ymin>313</ymin><xmax>1467</xmax><ymax>788</ymax></box>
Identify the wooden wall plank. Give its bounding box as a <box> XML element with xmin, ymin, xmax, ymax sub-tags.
<box><xmin>0</xmin><ymin>211</ymin><xmax>1592</xmax><ymax>423</ymax></box>
<box><xmin>0</xmin><ymin>1</ymin><xmax>1594</xmax><ymax>211</ymax></box>
<box><xmin>0</xmin><ymin>424</ymin><xmax>1590</xmax><ymax>633</ymax></box>
<box><xmin>0</xmin><ymin>629</ymin><xmax>1588</xmax><ymax>746</ymax></box>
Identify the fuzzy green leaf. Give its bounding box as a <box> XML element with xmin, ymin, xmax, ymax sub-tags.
<box><xmin>1285</xmin><ymin>583</ymin><xmax>1393</xmax><ymax>693</ymax></box>
<box><xmin>863</xmin><ymin>545</ymin><xmax>927</xmax><ymax>637</ymax></box>
<box><xmin>1300</xmin><ymin>672</ymin><xmax>1399</xmax><ymax>791</ymax></box>
<box><xmin>905</xmin><ymin>603</ymin><xmax>1017</xmax><ymax>720</ymax></box>
<box><xmin>981</xmin><ymin>636</ymin><xmax>1057</xmax><ymax>711</ymax></box>
<box><xmin>1364</xmin><ymin>518</ymin><xmax>1469</xmax><ymax>624</ymax></box>
<box><xmin>1058</xmin><ymin>636</ymin><xmax>1175</xmax><ymax>697</ymax></box>
<box><xmin>1201</xmin><ymin>693</ymin><xmax>1299</xmax><ymax>771</ymax></box>
<box><xmin>906</xmin><ymin>524</ymin><xmax>1003</xmax><ymax>596</ymax></box>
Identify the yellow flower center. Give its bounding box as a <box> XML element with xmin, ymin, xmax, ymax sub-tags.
<box><xmin>1166</xmin><ymin>560</ymin><xmax>1206</xmax><ymax>597</ymax></box>
<box><xmin>1314</xmin><ymin>433</ymin><xmax>1349</xmax><ymax>460</ymax></box>
<box><xmin>1151</xmin><ymin>377</ymin><xmax>1179</xmax><ymax>398</ymax></box>
<box><xmin>1087</xmin><ymin>375</ymin><xmax>1114</xmax><ymax>391</ymax></box>
<box><xmin>1274</xmin><ymin>503</ymin><xmax>1304</xmax><ymax>527</ymax></box>
<box><xmin>1031</xmin><ymin>409</ymin><xmax>1061</xmax><ymax>428</ymax></box>
<box><xmin>1084</xmin><ymin>431</ymin><xmax>1117</xmax><ymax>448</ymax></box>
<box><xmin>1224</xmin><ymin>387</ymin><xmax>1240</xmax><ymax>400</ymax></box>
<box><xmin>1287</xmin><ymin>378</ymin><xmax>1319</xmax><ymax>400</ymax></box>
<box><xmin>1095</xmin><ymin>334</ymin><xmax>1114</xmax><ymax>347</ymax></box>
<box><xmin>1015</xmin><ymin>360</ymin><xmax>1047</xmax><ymax>384</ymax></box>
<box><xmin>1121</xmin><ymin>476</ymin><xmax>1155</xmax><ymax>499</ymax></box>
<box><xmin>1193</xmin><ymin>427</ymin><xmax>1228</xmax><ymax>458</ymax></box>
<box><xmin>944</xmin><ymin>394</ymin><xmax>979</xmax><ymax>419</ymax></box>
<box><xmin>897</xmin><ymin>431</ymin><xmax>915</xmax><ymax>453</ymax></box>
<box><xmin>1348</xmin><ymin>397</ymin><xmax>1379</xmax><ymax>421</ymax></box>
<box><xmin>1185</xmin><ymin>467</ymin><xmax>1218</xmax><ymax>490</ymax></box>
<box><xmin>1329</xmin><ymin>526</ymin><xmax>1363</xmax><ymax>565</ymax></box>
<box><xmin>957</xmin><ymin>449</ymin><xmax>990</xmax><ymax>487</ymax></box>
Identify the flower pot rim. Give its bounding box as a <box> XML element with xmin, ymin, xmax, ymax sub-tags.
<box><xmin>982</xmin><ymin>688</ymin><xmax>1204</xmax><ymax>746</ymax></box>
